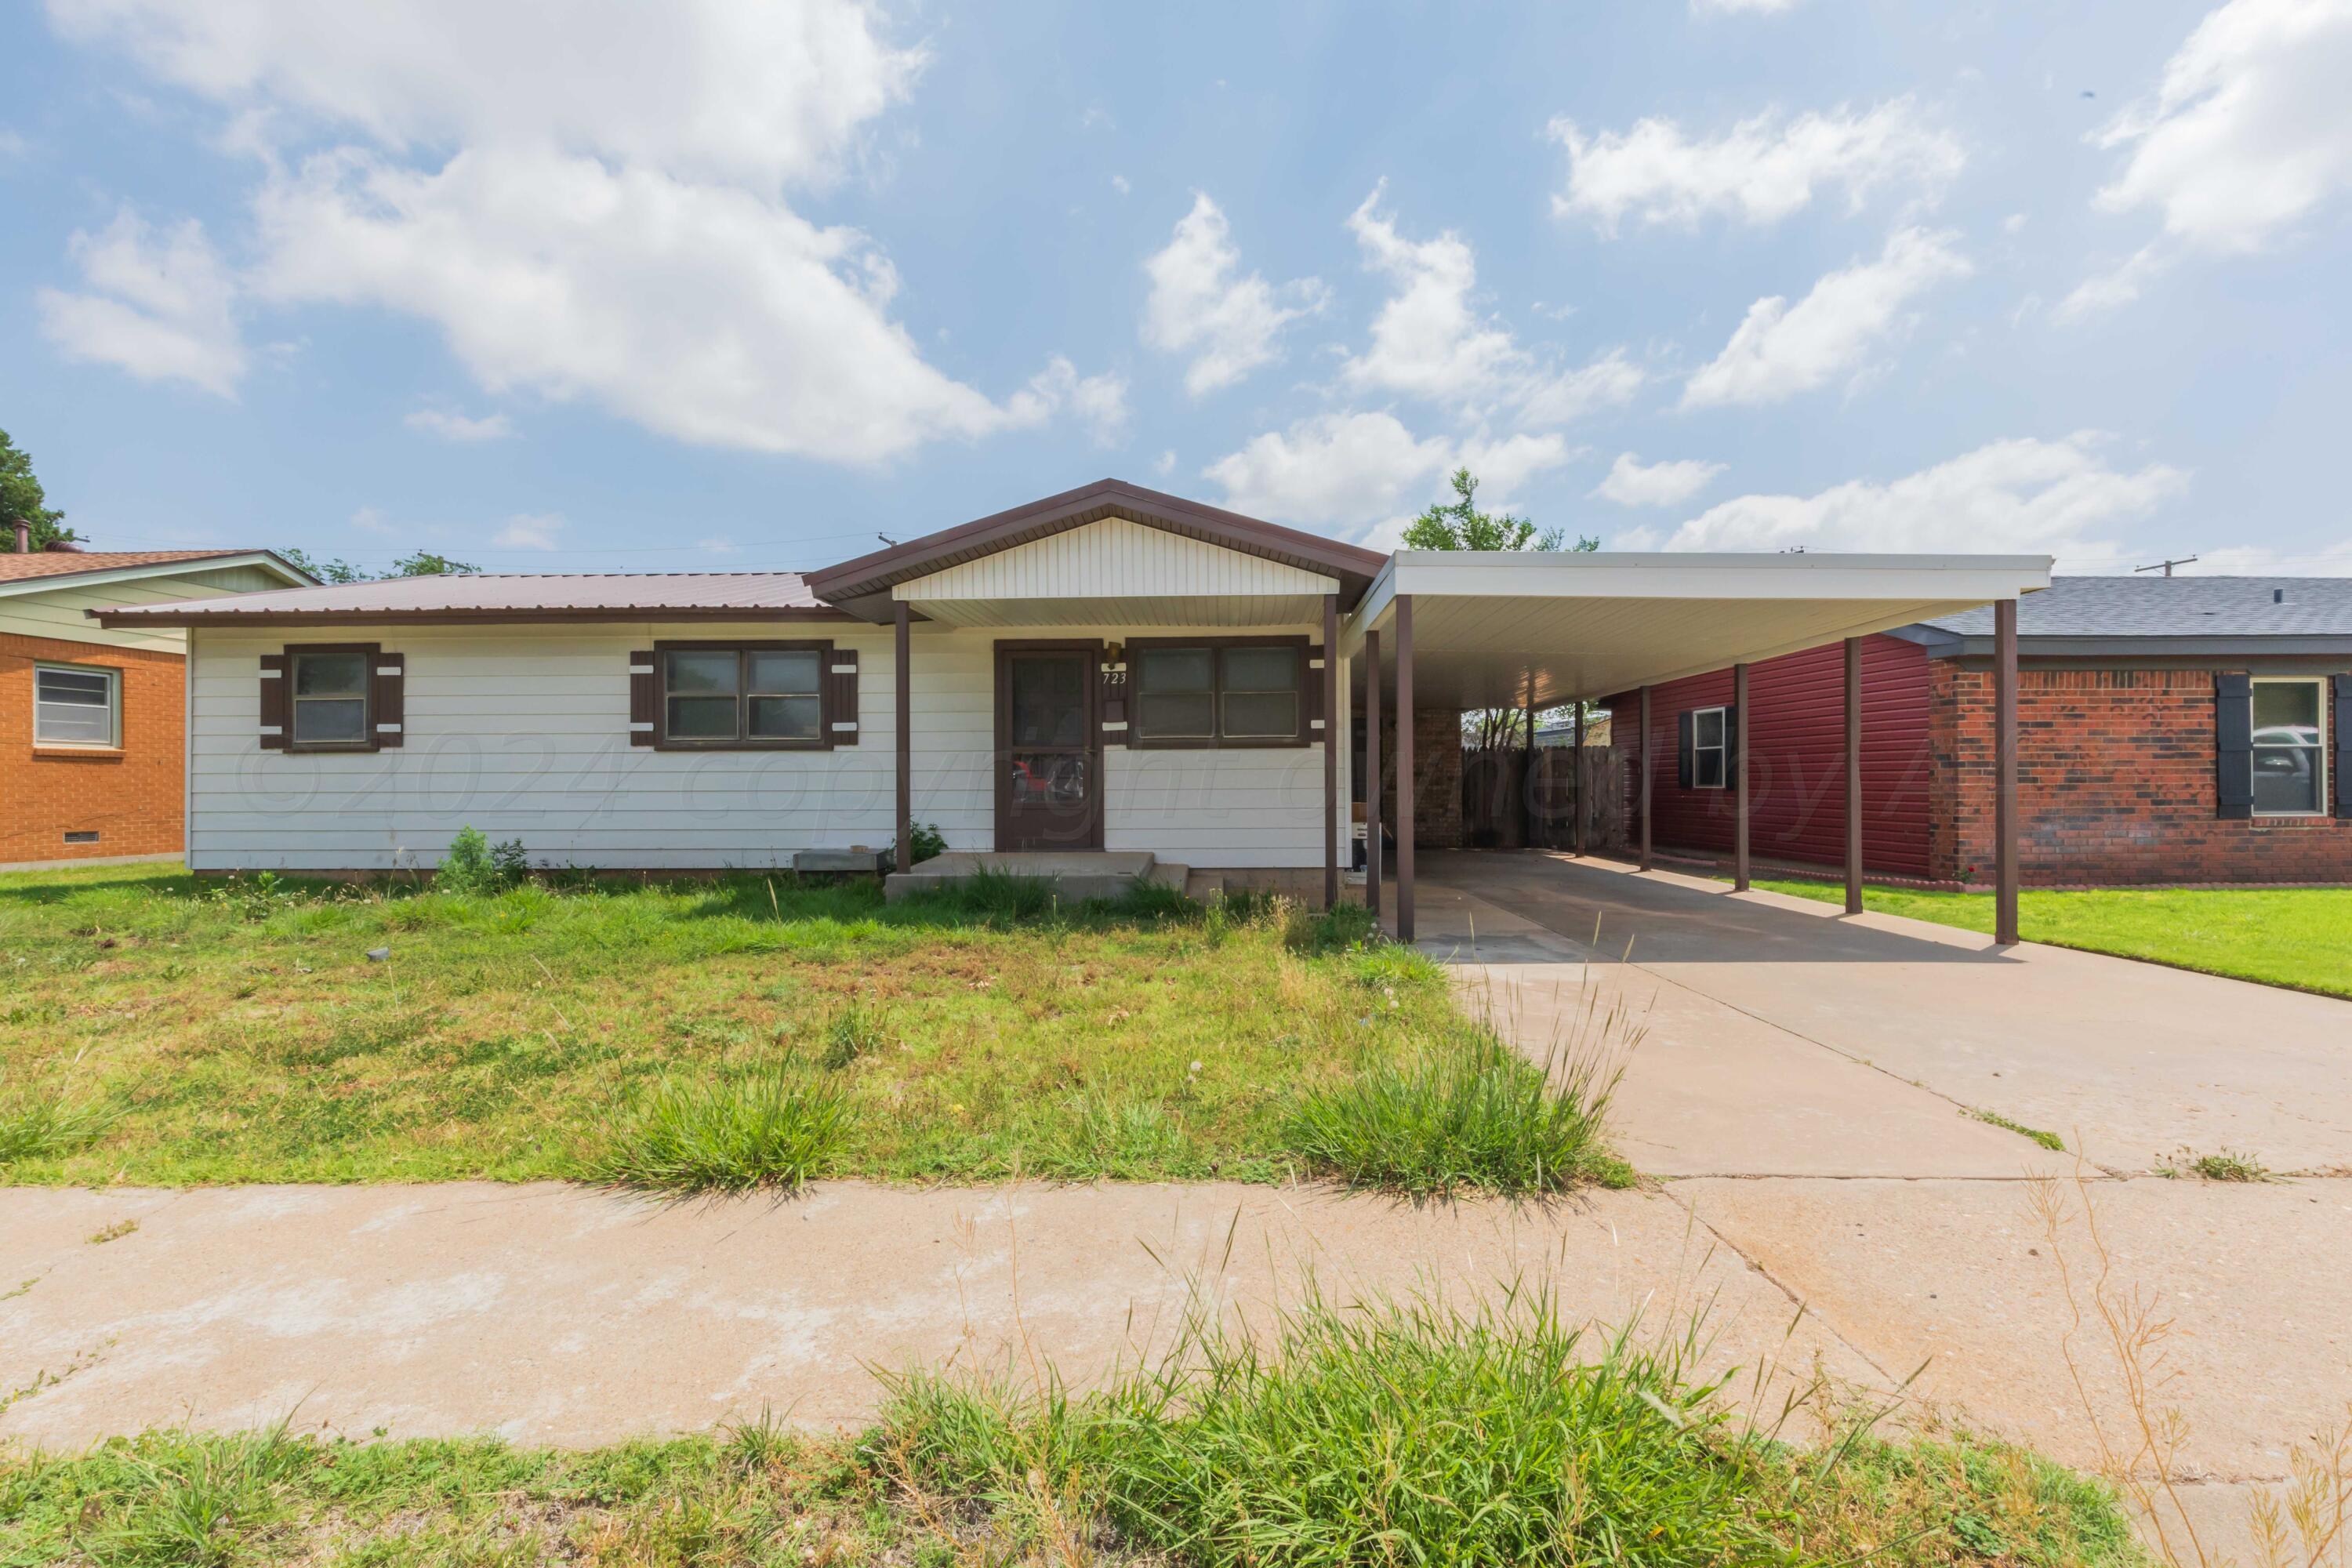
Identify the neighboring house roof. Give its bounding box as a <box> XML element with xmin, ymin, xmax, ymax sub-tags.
<box><xmin>804</xmin><ymin>477</ymin><xmax>1389</xmax><ymax>622</ymax></box>
<box><xmin>94</xmin><ymin>571</ymin><xmax>844</xmax><ymax>627</ymax></box>
<box><xmin>1896</xmin><ymin>575</ymin><xmax>2352</xmax><ymax>657</ymax></box>
<box><xmin>0</xmin><ymin>548</ymin><xmax>312</xmax><ymax>591</ymax></box>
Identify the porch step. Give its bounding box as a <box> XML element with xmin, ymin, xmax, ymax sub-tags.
<box><xmin>882</xmin><ymin>851</ymin><xmax>1162</xmax><ymax>904</ymax></box>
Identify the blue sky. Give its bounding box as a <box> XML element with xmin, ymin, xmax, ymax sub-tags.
<box><xmin>3</xmin><ymin>0</ymin><xmax>2348</xmax><ymax>577</ymax></box>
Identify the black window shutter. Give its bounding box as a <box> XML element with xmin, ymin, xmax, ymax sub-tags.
<box><xmin>630</xmin><ymin>651</ymin><xmax>657</xmax><ymax>746</ymax></box>
<box><xmin>1725</xmin><ymin>704</ymin><xmax>1740</xmax><ymax>785</ymax></box>
<box><xmin>372</xmin><ymin>652</ymin><xmax>404</xmax><ymax>750</ymax></box>
<box><xmin>829</xmin><ymin>647</ymin><xmax>859</xmax><ymax>747</ymax></box>
<box><xmin>2334</xmin><ymin>673</ymin><xmax>2352</xmax><ymax>818</ymax></box>
<box><xmin>2215</xmin><ymin>672</ymin><xmax>2253</xmax><ymax>819</ymax></box>
<box><xmin>258</xmin><ymin>653</ymin><xmax>289</xmax><ymax>750</ymax></box>
<box><xmin>1676</xmin><ymin>710</ymin><xmax>1694</xmax><ymax>789</ymax></box>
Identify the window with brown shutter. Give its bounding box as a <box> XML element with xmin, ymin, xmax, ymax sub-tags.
<box><xmin>650</xmin><ymin>641</ymin><xmax>835</xmax><ymax>750</ymax></box>
<box><xmin>271</xmin><ymin>644</ymin><xmax>390</xmax><ymax>753</ymax></box>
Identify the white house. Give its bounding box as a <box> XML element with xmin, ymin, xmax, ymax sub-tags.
<box><xmin>96</xmin><ymin>479</ymin><xmax>2051</xmax><ymax>938</ymax></box>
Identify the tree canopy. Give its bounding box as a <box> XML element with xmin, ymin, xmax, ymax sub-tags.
<box><xmin>278</xmin><ymin>548</ymin><xmax>481</xmax><ymax>583</ymax></box>
<box><xmin>1400</xmin><ymin>467</ymin><xmax>1596</xmax><ymax>554</ymax></box>
<box><xmin>0</xmin><ymin>428</ymin><xmax>78</xmax><ymax>550</ymax></box>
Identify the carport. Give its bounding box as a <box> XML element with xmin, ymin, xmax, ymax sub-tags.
<box><xmin>1338</xmin><ymin>551</ymin><xmax>2052</xmax><ymax>942</ymax></box>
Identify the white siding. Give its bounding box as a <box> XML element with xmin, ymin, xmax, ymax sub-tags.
<box><xmin>896</xmin><ymin>517</ymin><xmax>1335</xmax><ymax>630</ymax></box>
<box><xmin>188</xmin><ymin>620</ymin><xmax>1345</xmax><ymax>873</ymax></box>
<box><xmin>0</xmin><ymin>565</ymin><xmax>288</xmax><ymax>653</ymax></box>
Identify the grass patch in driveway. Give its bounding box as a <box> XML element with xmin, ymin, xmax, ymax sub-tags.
<box><xmin>0</xmin><ymin>864</ymin><xmax>1582</xmax><ymax>1192</ymax></box>
<box><xmin>1968</xmin><ymin>1108</ymin><xmax>2066</xmax><ymax>1152</ymax></box>
<box><xmin>1755</xmin><ymin>879</ymin><xmax>2352</xmax><ymax>1000</ymax></box>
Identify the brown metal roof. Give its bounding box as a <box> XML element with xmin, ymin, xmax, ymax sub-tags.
<box><xmin>94</xmin><ymin>571</ymin><xmax>848</xmax><ymax>628</ymax></box>
<box><xmin>0</xmin><ymin>549</ymin><xmax>282</xmax><ymax>585</ymax></box>
<box><xmin>804</xmin><ymin>477</ymin><xmax>1390</xmax><ymax>622</ymax></box>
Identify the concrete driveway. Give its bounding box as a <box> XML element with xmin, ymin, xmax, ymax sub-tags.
<box><xmin>1409</xmin><ymin>850</ymin><xmax>2352</xmax><ymax>1555</ymax></box>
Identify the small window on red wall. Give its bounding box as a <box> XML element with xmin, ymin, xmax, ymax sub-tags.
<box><xmin>1690</xmin><ymin>706</ymin><xmax>1728</xmax><ymax>789</ymax></box>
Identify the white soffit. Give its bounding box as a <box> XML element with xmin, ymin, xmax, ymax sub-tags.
<box><xmin>894</xmin><ymin>515</ymin><xmax>1338</xmax><ymax>606</ymax></box>
<box><xmin>1349</xmin><ymin>551</ymin><xmax>2052</xmax><ymax>708</ymax></box>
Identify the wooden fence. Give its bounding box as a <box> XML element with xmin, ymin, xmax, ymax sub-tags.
<box><xmin>1461</xmin><ymin>745</ymin><xmax>1625</xmax><ymax>851</ymax></box>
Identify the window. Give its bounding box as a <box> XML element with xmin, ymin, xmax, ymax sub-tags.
<box><xmin>1691</xmin><ymin>706</ymin><xmax>1728</xmax><ymax>789</ymax></box>
<box><xmin>290</xmin><ymin>649</ymin><xmax>372</xmax><ymax>748</ymax></box>
<box><xmin>34</xmin><ymin>664</ymin><xmax>119</xmax><ymax>747</ymax></box>
<box><xmin>2252</xmin><ymin>678</ymin><xmax>2328</xmax><ymax>815</ymax></box>
<box><xmin>1131</xmin><ymin>640</ymin><xmax>1308</xmax><ymax>747</ymax></box>
<box><xmin>659</xmin><ymin>644</ymin><xmax>826</xmax><ymax>746</ymax></box>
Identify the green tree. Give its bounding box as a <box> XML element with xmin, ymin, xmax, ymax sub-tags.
<box><xmin>278</xmin><ymin>547</ymin><xmax>481</xmax><ymax>583</ymax></box>
<box><xmin>0</xmin><ymin>428</ymin><xmax>78</xmax><ymax>550</ymax></box>
<box><xmin>1401</xmin><ymin>468</ymin><xmax>1595</xmax><ymax>554</ymax></box>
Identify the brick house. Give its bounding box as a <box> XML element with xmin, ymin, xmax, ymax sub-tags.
<box><xmin>2</xmin><ymin>535</ymin><xmax>311</xmax><ymax>868</ymax></box>
<box><xmin>1604</xmin><ymin>576</ymin><xmax>2352</xmax><ymax>887</ymax></box>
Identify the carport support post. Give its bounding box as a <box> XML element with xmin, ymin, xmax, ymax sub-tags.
<box><xmin>1994</xmin><ymin>598</ymin><xmax>2020</xmax><ymax>946</ymax></box>
<box><xmin>1396</xmin><ymin>594</ymin><xmax>1415</xmax><ymax>944</ymax></box>
<box><xmin>1521</xmin><ymin>687</ymin><xmax>1536</xmax><ymax>849</ymax></box>
<box><xmin>1323</xmin><ymin>593</ymin><xmax>1340</xmax><ymax>909</ymax></box>
<box><xmin>1733</xmin><ymin>662</ymin><xmax>1751</xmax><ymax>891</ymax></box>
<box><xmin>895</xmin><ymin>601</ymin><xmax>912</xmax><ymax>877</ymax></box>
<box><xmin>1364</xmin><ymin>630</ymin><xmax>1381</xmax><ymax>916</ymax></box>
<box><xmin>1638</xmin><ymin>686</ymin><xmax>1653</xmax><ymax>872</ymax></box>
<box><xmin>1844</xmin><ymin>637</ymin><xmax>1864</xmax><ymax>916</ymax></box>
<box><xmin>1571</xmin><ymin>702</ymin><xmax>1585</xmax><ymax>855</ymax></box>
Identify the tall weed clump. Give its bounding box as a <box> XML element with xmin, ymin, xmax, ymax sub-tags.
<box><xmin>588</xmin><ymin>1059</ymin><xmax>848</xmax><ymax>1193</ymax></box>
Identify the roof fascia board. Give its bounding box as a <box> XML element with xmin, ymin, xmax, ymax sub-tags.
<box><xmin>0</xmin><ymin>550</ymin><xmax>312</xmax><ymax>600</ymax></box>
<box><xmin>1937</xmin><ymin>634</ymin><xmax>2352</xmax><ymax>659</ymax></box>
<box><xmin>1386</xmin><ymin>551</ymin><xmax>2052</xmax><ymax>604</ymax></box>
<box><xmin>94</xmin><ymin>605</ymin><xmax>855</xmax><ymax>629</ymax></box>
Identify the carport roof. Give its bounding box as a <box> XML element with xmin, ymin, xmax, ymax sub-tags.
<box><xmin>1347</xmin><ymin>550</ymin><xmax>2053</xmax><ymax>708</ymax></box>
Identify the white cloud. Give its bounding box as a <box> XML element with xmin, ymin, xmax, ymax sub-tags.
<box><xmin>1654</xmin><ymin>434</ymin><xmax>2187</xmax><ymax>569</ymax></box>
<box><xmin>1140</xmin><ymin>193</ymin><xmax>1327</xmax><ymax>395</ymax></box>
<box><xmin>404</xmin><ymin>405</ymin><xmax>514</xmax><ymax>441</ymax></box>
<box><xmin>698</xmin><ymin>536</ymin><xmax>741</xmax><ymax>556</ymax></box>
<box><xmin>1110</xmin><ymin>173</ymin><xmax>1131</xmax><ymax>196</ymax></box>
<box><xmin>491</xmin><ymin>512</ymin><xmax>562</xmax><ymax>550</ymax></box>
<box><xmin>1550</xmin><ymin>98</ymin><xmax>1964</xmax><ymax>233</ymax></box>
<box><xmin>1018</xmin><ymin>355</ymin><xmax>1129</xmax><ymax>445</ymax></box>
<box><xmin>1203</xmin><ymin>410</ymin><xmax>1573</xmax><ymax>536</ymax></box>
<box><xmin>2055</xmin><ymin>242</ymin><xmax>2169</xmax><ymax>322</ymax></box>
<box><xmin>2090</xmin><ymin>0</ymin><xmax>2352</xmax><ymax>256</ymax></box>
<box><xmin>1592</xmin><ymin>452</ymin><xmax>1726</xmax><ymax>507</ymax></box>
<box><xmin>1340</xmin><ymin>185</ymin><xmax>1643</xmax><ymax>424</ymax></box>
<box><xmin>35</xmin><ymin>207</ymin><xmax>245</xmax><ymax>396</ymax></box>
<box><xmin>49</xmin><ymin>0</ymin><xmax>1118</xmax><ymax>460</ymax></box>
<box><xmin>1682</xmin><ymin>227</ymin><xmax>1970</xmax><ymax>408</ymax></box>
<box><xmin>1152</xmin><ymin>448</ymin><xmax>1176</xmax><ymax>477</ymax></box>
<box><xmin>1693</xmin><ymin>0</ymin><xmax>1802</xmax><ymax>11</ymax></box>
<box><xmin>350</xmin><ymin>506</ymin><xmax>397</xmax><ymax>535</ymax></box>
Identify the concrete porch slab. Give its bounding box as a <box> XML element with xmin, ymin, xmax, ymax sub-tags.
<box><xmin>883</xmin><ymin>851</ymin><xmax>1157</xmax><ymax>903</ymax></box>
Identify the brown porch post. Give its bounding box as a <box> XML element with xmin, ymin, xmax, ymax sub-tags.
<box><xmin>1994</xmin><ymin>599</ymin><xmax>2020</xmax><ymax>945</ymax></box>
<box><xmin>1323</xmin><ymin>593</ymin><xmax>1340</xmax><ymax>909</ymax></box>
<box><xmin>1521</xmin><ymin>685</ymin><xmax>1536</xmax><ymax>849</ymax></box>
<box><xmin>895</xmin><ymin>601</ymin><xmax>912</xmax><ymax>876</ymax></box>
<box><xmin>1571</xmin><ymin>701</ymin><xmax>1585</xmax><ymax>855</ymax></box>
<box><xmin>1396</xmin><ymin>595</ymin><xmax>1416</xmax><ymax>944</ymax></box>
<box><xmin>1638</xmin><ymin>685</ymin><xmax>1653</xmax><ymax>871</ymax></box>
<box><xmin>1364</xmin><ymin>629</ymin><xmax>1381</xmax><ymax>916</ymax></box>
<box><xmin>1844</xmin><ymin>637</ymin><xmax>1864</xmax><ymax>915</ymax></box>
<box><xmin>1733</xmin><ymin>661</ymin><xmax>1751</xmax><ymax>891</ymax></box>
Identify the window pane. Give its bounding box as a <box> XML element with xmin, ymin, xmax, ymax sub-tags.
<box><xmin>1138</xmin><ymin>692</ymin><xmax>1215</xmax><ymax>739</ymax></box>
<box><xmin>36</xmin><ymin>668</ymin><xmax>114</xmax><ymax>745</ymax></box>
<box><xmin>1222</xmin><ymin>646</ymin><xmax>1298</xmax><ymax>693</ymax></box>
<box><xmin>2253</xmin><ymin>683</ymin><xmax>2321</xmax><ymax>748</ymax></box>
<box><xmin>294</xmin><ymin>652</ymin><xmax>367</xmax><ymax>698</ymax></box>
<box><xmin>1223</xmin><ymin>691</ymin><xmax>1298</xmax><ymax>739</ymax></box>
<box><xmin>1695</xmin><ymin>750</ymin><xmax>1726</xmax><ymax>789</ymax></box>
<box><xmin>2253</xmin><ymin>750</ymin><xmax>2321</xmax><ymax>814</ymax></box>
<box><xmin>747</xmin><ymin>650</ymin><xmax>819</xmax><ymax>695</ymax></box>
<box><xmin>1138</xmin><ymin>648</ymin><xmax>1212</xmax><ymax>693</ymax></box>
<box><xmin>295</xmin><ymin>698</ymin><xmax>368</xmax><ymax>743</ymax></box>
<box><xmin>1008</xmin><ymin>655</ymin><xmax>1086</xmax><ymax>746</ymax></box>
<box><xmin>666</xmin><ymin>651</ymin><xmax>739</xmax><ymax>695</ymax></box>
<box><xmin>666</xmin><ymin>695</ymin><xmax>739</xmax><ymax>739</ymax></box>
<box><xmin>749</xmin><ymin>695</ymin><xmax>822</xmax><ymax>739</ymax></box>
<box><xmin>37</xmin><ymin>668</ymin><xmax>111</xmax><ymax>706</ymax></box>
<box><xmin>1695</xmin><ymin>709</ymin><xmax>1724</xmax><ymax>748</ymax></box>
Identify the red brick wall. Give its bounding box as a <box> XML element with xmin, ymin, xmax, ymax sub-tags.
<box><xmin>1932</xmin><ymin>664</ymin><xmax>2352</xmax><ymax>885</ymax></box>
<box><xmin>2</xmin><ymin>632</ymin><xmax>185</xmax><ymax>864</ymax></box>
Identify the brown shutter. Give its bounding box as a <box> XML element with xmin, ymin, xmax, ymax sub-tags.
<box><xmin>828</xmin><ymin>646</ymin><xmax>859</xmax><ymax>746</ymax></box>
<box><xmin>1304</xmin><ymin>644</ymin><xmax>1326</xmax><ymax>739</ymax></box>
<box><xmin>1676</xmin><ymin>710</ymin><xmax>1694</xmax><ymax>788</ymax></box>
<box><xmin>630</xmin><ymin>649</ymin><xmax>657</xmax><ymax>746</ymax></box>
<box><xmin>258</xmin><ymin>652</ymin><xmax>289</xmax><ymax>750</ymax></box>
<box><xmin>372</xmin><ymin>651</ymin><xmax>405</xmax><ymax>749</ymax></box>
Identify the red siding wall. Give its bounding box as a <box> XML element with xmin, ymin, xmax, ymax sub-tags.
<box><xmin>1605</xmin><ymin>634</ymin><xmax>1935</xmax><ymax>877</ymax></box>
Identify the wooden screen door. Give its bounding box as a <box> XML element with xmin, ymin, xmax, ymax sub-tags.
<box><xmin>994</xmin><ymin>641</ymin><xmax>1103</xmax><ymax>851</ymax></box>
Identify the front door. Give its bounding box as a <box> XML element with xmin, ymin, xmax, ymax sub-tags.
<box><xmin>995</xmin><ymin>641</ymin><xmax>1104</xmax><ymax>851</ymax></box>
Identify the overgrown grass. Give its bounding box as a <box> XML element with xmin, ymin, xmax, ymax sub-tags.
<box><xmin>873</xmin><ymin>1284</ymin><xmax>2147</xmax><ymax>1568</ymax></box>
<box><xmin>1</xmin><ymin>864</ymin><xmax>1591</xmax><ymax>1192</ymax></box>
<box><xmin>1969</xmin><ymin>1108</ymin><xmax>2067</xmax><ymax>1152</ymax></box>
<box><xmin>1755</xmin><ymin>877</ymin><xmax>2352</xmax><ymax>1000</ymax></box>
<box><xmin>2155</xmin><ymin>1145</ymin><xmax>2270</xmax><ymax>1182</ymax></box>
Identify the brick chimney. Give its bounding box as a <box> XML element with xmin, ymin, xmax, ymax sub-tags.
<box><xmin>12</xmin><ymin>517</ymin><xmax>28</xmax><ymax>554</ymax></box>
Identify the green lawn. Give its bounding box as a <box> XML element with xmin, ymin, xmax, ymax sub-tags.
<box><xmin>1757</xmin><ymin>878</ymin><xmax>2352</xmax><ymax>1000</ymax></box>
<box><xmin>0</xmin><ymin>863</ymin><xmax>1613</xmax><ymax>1191</ymax></box>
